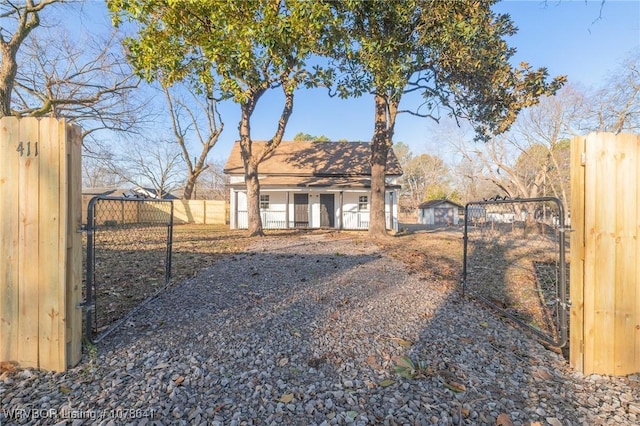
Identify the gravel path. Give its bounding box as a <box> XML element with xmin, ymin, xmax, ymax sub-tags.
<box><xmin>1</xmin><ymin>232</ymin><xmax>638</xmax><ymax>425</ymax></box>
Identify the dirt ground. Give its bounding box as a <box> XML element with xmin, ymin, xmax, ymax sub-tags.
<box><xmin>85</xmin><ymin>223</ymin><xmax>562</xmax><ymax>348</ymax></box>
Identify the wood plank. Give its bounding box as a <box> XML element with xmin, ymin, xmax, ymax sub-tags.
<box><xmin>636</xmin><ymin>135</ymin><xmax>640</xmax><ymax>376</ymax></box>
<box><xmin>569</xmin><ymin>135</ymin><xmax>586</xmax><ymax>372</ymax></box>
<box><xmin>591</xmin><ymin>133</ymin><xmax>618</xmax><ymax>373</ymax></box>
<box><xmin>582</xmin><ymin>133</ymin><xmax>598</xmax><ymax>373</ymax></box>
<box><xmin>37</xmin><ymin>118</ymin><xmax>64</xmax><ymax>371</ymax></box>
<box><xmin>0</xmin><ymin>117</ymin><xmax>21</xmax><ymax>363</ymax></box>
<box><xmin>66</xmin><ymin>122</ymin><xmax>83</xmax><ymax>367</ymax></box>
<box><xmin>613</xmin><ymin>133</ymin><xmax>638</xmax><ymax>375</ymax></box>
<box><xmin>17</xmin><ymin>118</ymin><xmax>40</xmax><ymax>368</ymax></box>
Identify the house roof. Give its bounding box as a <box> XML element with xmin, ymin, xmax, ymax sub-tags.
<box><xmin>418</xmin><ymin>199</ymin><xmax>463</xmax><ymax>209</ymax></box>
<box><xmin>223</xmin><ymin>141</ymin><xmax>403</xmax><ymax>176</ymax></box>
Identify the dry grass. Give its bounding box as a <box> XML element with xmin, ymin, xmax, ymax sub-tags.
<box><xmin>85</xmin><ymin>223</ymin><xmax>564</xmax><ymax>345</ymax></box>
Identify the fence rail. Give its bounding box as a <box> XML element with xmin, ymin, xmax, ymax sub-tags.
<box><xmin>84</xmin><ymin>196</ymin><xmax>173</xmax><ymax>342</ymax></box>
<box><xmin>462</xmin><ymin>196</ymin><xmax>569</xmax><ymax>347</ymax></box>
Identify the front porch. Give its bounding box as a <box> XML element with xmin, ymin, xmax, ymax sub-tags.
<box><xmin>230</xmin><ymin>189</ymin><xmax>398</xmax><ymax>231</ymax></box>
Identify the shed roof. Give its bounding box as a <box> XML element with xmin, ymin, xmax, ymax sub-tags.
<box><xmin>223</xmin><ymin>141</ymin><xmax>403</xmax><ymax>176</ymax></box>
<box><xmin>417</xmin><ymin>199</ymin><xmax>463</xmax><ymax>210</ymax></box>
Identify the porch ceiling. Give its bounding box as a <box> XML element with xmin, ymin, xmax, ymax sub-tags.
<box><xmin>227</xmin><ymin>176</ymin><xmax>401</xmax><ymax>189</ymax></box>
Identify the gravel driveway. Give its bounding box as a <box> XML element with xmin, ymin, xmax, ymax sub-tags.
<box><xmin>1</xmin><ymin>232</ymin><xmax>638</xmax><ymax>425</ymax></box>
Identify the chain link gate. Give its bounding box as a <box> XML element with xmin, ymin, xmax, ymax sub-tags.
<box><xmin>84</xmin><ymin>196</ymin><xmax>174</xmax><ymax>342</ymax></box>
<box><xmin>462</xmin><ymin>196</ymin><xmax>569</xmax><ymax>347</ymax></box>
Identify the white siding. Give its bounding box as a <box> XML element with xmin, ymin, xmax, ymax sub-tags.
<box><xmin>231</xmin><ymin>188</ymin><xmax>400</xmax><ymax>231</ymax></box>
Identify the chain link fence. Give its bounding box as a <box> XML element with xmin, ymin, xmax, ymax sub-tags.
<box><xmin>462</xmin><ymin>197</ymin><xmax>569</xmax><ymax>347</ymax></box>
<box><xmin>84</xmin><ymin>196</ymin><xmax>173</xmax><ymax>342</ymax></box>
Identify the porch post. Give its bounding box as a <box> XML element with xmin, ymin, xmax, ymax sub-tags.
<box><xmin>285</xmin><ymin>192</ymin><xmax>290</xmax><ymax>229</ymax></box>
<box><xmin>339</xmin><ymin>191</ymin><xmax>344</xmax><ymax>230</ymax></box>
<box><xmin>230</xmin><ymin>189</ymin><xmax>236</xmax><ymax>229</ymax></box>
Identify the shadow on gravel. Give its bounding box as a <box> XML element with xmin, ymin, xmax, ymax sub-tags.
<box><xmin>90</xmin><ymin>230</ymin><xmax>628</xmax><ymax>426</ymax></box>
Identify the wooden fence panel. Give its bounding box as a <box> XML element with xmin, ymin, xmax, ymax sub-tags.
<box><xmin>0</xmin><ymin>117</ymin><xmax>81</xmax><ymax>371</ymax></box>
<box><xmin>172</xmin><ymin>200</ymin><xmax>227</xmax><ymax>225</ymax></box>
<box><xmin>571</xmin><ymin>132</ymin><xmax>640</xmax><ymax>375</ymax></box>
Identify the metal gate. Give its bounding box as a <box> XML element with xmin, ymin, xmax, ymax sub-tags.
<box><xmin>84</xmin><ymin>196</ymin><xmax>173</xmax><ymax>342</ymax></box>
<box><xmin>462</xmin><ymin>196</ymin><xmax>569</xmax><ymax>347</ymax></box>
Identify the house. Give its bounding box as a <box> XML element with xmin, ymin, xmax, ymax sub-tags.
<box><xmin>417</xmin><ymin>199</ymin><xmax>463</xmax><ymax>226</ymax></box>
<box><xmin>126</xmin><ymin>186</ymin><xmax>180</xmax><ymax>200</ymax></box>
<box><xmin>223</xmin><ymin>141</ymin><xmax>403</xmax><ymax>231</ymax></box>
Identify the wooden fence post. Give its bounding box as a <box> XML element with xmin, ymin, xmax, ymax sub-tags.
<box><xmin>570</xmin><ymin>132</ymin><xmax>640</xmax><ymax>375</ymax></box>
<box><xmin>0</xmin><ymin>117</ymin><xmax>82</xmax><ymax>372</ymax></box>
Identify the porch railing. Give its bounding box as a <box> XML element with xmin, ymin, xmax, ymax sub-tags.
<box><xmin>342</xmin><ymin>211</ymin><xmax>369</xmax><ymax>230</ymax></box>
<box><xmin>237</xmin><ymin>210</ymin><xmax>374</xmax><ymax>230</ymax></box>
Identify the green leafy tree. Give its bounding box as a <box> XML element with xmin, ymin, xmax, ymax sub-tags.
<box><xmin>330</xmin><ymin>0</ymin><xmax>565</xmax><ymax>237</ymax></box>
<box><xmin>293</xmin><ymin>132</ymin><xmax>330</xmax><ymax>141</ymax></box>
<box><xmin>109</xmin><ymin>0</ymin><xmax>334</xmax><ymax>236</ymax></box>
<box><xmin>404</xmin><ymin>153</ymin><xmax>454</xmax><ymax>209</ymax></box>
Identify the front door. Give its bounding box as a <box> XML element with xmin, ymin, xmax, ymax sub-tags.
<box><xmin>294</xmin><ymin>194</ymin><xmax>309</xmax><ymax>227</ymax></box>
<box><xmin>320</xmin><ymin>194</ymin><xmax>335</xmax><ymax>227</ymax></box>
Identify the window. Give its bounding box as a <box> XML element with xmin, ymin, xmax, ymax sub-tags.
<box><xmin>260</xmin><ymin>194</ymin><xmax>270</xmax><ymax>210</ymax></box>
<box><xmin>358</xmin><ymin>195</ymin><xmax>368</xmax><ymax>211</ymax></box>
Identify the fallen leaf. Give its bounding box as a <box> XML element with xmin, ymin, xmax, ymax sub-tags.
<box><xmin>393</xmin><ymin>337</ymin><xmax>414</xmax><ymax>347</ymax></box>
<box><xmin>496</xmin><ymin>413</ymin><xmax>513</xmax><ymax>426</ymax></box>
<box><xmin>443</xmin><ymin>380</ymin><xmax>466</xmax><ymax>393</ymax></box>
<box><xmin>379</xmin><ymin>379</ymin><xmax>395</xmax><ymax>387</ymax></box>
<box><xmin>393</xmin><ymin>355</ymin><xmax>414</xmax><ymax>369</ymax></box>
<box><xmin>174</xmin><ymin>376</ymin><xmax>185</xmax><ymax>385</ymax></box>
<box><xmin>0</xmin><ymin>361</ymin><xmax>17</xmax><ymax>373</ymax></box>
<box><xmin>365</xmin><ymin>355</ymin><xmax>381</xmax><ymax>370</ymax></box>
<box><xmin>479</xmin><ymin>321</ymin><xmax>489</xmax><ymax>327</ymax></box>
<box><xmin>278</xmin><ymin>393</ymin><xmax>294</xmax><ymax>403</ymax></box>
<box><xmin>461</xmin><ymin>408</ymin><xmax>470</xmax><ymax>417</ymax></box>
<box><xmin>59</xmin><ymin>386</ymin><xmax>72</xmax><ymax>394</ymax></box>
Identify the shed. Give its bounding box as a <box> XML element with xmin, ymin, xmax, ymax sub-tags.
<box><xmin>417</xmin><ymin>199</ymin><xmax>463</xmax><ymax>226</ymax></box>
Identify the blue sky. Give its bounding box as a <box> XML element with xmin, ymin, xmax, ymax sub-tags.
<box><xmin>53</xmin><ymin>1</ymin><xmax>640</xmax><ymax>163</ymax></box>
<box><xmin>207</xmin><ymin>0</ymin><xmax>640</xmax><ymax>163</ymax></box>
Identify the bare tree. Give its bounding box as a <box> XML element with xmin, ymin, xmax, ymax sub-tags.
<box><xmin>453</xmin><ymin>158</ymin><xmax>502</xmax><ymax>204</ymax></box>
<box><xmin>195</xmin><ymin>160</ymin><xmax>229</xmax><ymax>201</ymax></box>
<box><xmin>161</xmin><ymin>81</ymin><xmax>223</xmax><ymax>199</ymax></box>
<box><xmin>509</xmin><ymin>85</ymin><xmax>588</xmax><ymax>207</ymax></box>
<box><xmin>12</xmin><ymin>27</ymin><xmax>146</xmax><ymax>142</ymax></box>
<box><xmin>82</xmin><ymin>149</ymin><xmax>126</xmax><ymax>189</ymax></box>
<box><xmin>0</xmin><ymin>0</ymin><xmax>60</xmax><ymax>117</ymax></box>
<box><xmin>105</xmin><ymin>138</ymin><xmax>186</xmax><ymax>198</ymax></box>
<box><xmin>590</xmin><ymin>50</ymin><xmax>640</xmax><ymax>134</ymax></box>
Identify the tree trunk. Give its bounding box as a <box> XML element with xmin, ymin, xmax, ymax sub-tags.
<box><xmin>245</xmin><ymin>160</ymin><xmax>263</xmax><ymax>236</ymax></box>
<box><xmin>0</xmin><ymin>44</ymin><xmax>18</xmax><ymax>117</ymax></box>
<box><xmin>238</xmin><ymin>96</ymin><xmax>264</xmax><ymax>237</ymax></box>
<box><xmin>368</xmin><ymin>94</ymin><xmax>391</xmax><ymax>238</ymax></box>
<box><xmin>183</xmin><ymin>175</ymin><xmax>196</xmax><ymax>200</ymax></box>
